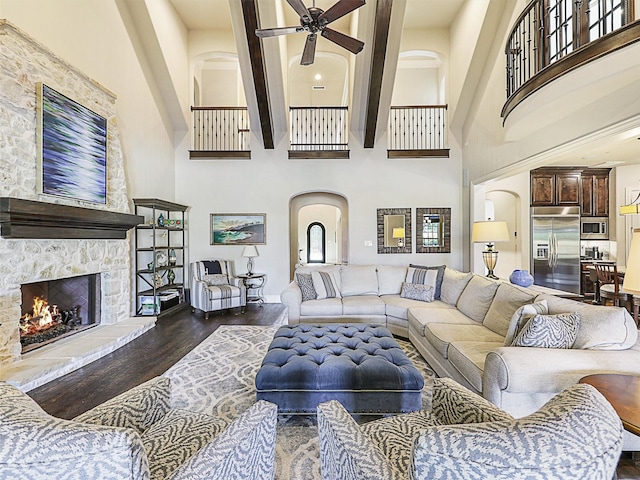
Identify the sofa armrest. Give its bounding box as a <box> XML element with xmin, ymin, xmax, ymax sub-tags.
<box><xmin>0</xmin><ymin>382</ymin><xmax>150</xmax><ymax>479</ymax></box>
<box><xmin>167</xmin><ymin>400</ymin><xmax>277</xmax><ymax>480</ymax></box>
<box><xmin>317</xmin><ymin>400</ymin><xmax>401</xmax><ymax>480</ymax></box>
<box><xmin>432</xmin><ymin>378</ymin><xmax>512</xmax><ymax>425</ymax></box>
<box><xmin>74</xmin><ymin>376</ymin><xmax>171</xmax><ymax>434</ymax></box>
<box><xmin>483</xmin><ymin>345</ymin><xmax>640</xmax><ymax>412</ymax></box>
<box><xmin>280</xmin><ymin>281</ymin><xmax>303</xmax><ymax>324</ymax></box>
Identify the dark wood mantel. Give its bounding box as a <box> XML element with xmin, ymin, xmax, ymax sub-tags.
<box><xmin>0</xmin><ymin>197</ymin><xmax>144</xmax><ymax>239</ymax></box>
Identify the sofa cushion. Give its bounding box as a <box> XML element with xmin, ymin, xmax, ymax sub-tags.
<box><xmin>440</xmin><ymin>268</ymin><xmax>473</xmax><ymax>306</ymax></box>
<box><xmin>408</xmin><ymin>306</ymin><xmax>475</xmax><ymax>337</ymax></box>
<box><xmin>342</xmin><ymin>295</ymin><xmax>386</xmax><ymax>316</ymax></box>
<box><xmin>456</xmin><ymin>276</ymin><xmax>499</xmax><ymax>323</ymax></box>
<box><xmin>572</xmin><ymin>306</ymin><xmax>638</xmax><ymax>350</ymax></box>
<box><xmin>377</xmin><ymin>265</ymin><xmax>408</xmax><ymax>295</ymax></box>
<box><xmin>503</xmin><ymin>300</ymin><xmax>549</xmax><ymax>346</ymax></box>
<box><xmin>448</xmin><ymin>341</ymin><xmax>504</xmax><ymax>393</ymax></box>
<box><xmin>300</xmin><ymin>298</ymin><xmax>343</xmax><ymax>316</ymax></box>
<box><xmin>341</xmin><ymin>265</ymin><xmax>379</xmax><ymax>297</ymax></box>
<box><xmin>536</xmin><ymin>294</ymin><xmax>638</xmax><ymax>350</ymax></box>
<box><xmin>383</xmin><ymin>295</ymin><xmax>448</xmax><ymax>320</ymax></box>
<box><xmin>400</xmin><ymin>282</ymin><xmax>434</xmax><ymax>303</ymax></box>
<box><xmin>483</xmin><ymin>283</ymin><xmax>536</xmax><ymax>337</ymax></box>
<box><xmin>511</xmin><ymin>313</ymin><xmax>581</xmax><ymax>349</ymax></box>
<box><xmin>311</xmin><ymin>270</ymin><xmax>342</xmax><ymax>299</ymax></box>
<box><xmin>141</xmin><ymin>409</ymin><xmax>227</xmax><ymax>480</ymax></box>
<box><xmin>424</xmin><ymin>324</ymin><xmax>504</xmax><ymax>358</ymax></box>
<box><xmin>296</xmin><ymin>273</ymin><xmax>317</xmax><ymax>301</ymax></box>
<box><xmin>409</xmin><ymin>264</ymin><xmax>446</xmax><ymax>300</ymax></box>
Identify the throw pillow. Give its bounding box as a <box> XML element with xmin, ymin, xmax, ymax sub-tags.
<box><xmin>296</xmin><ymin>273</ymin><xmax>317</xmax><ymax>301</ymax></box>
<box><xmin>203</xmin><ymin>274</ymin><xmax>228</xmax><ymax>286</ymax></box>
<box><xmin>511</xmin><ymin>312</ymin><xmax>581</xmax><ymax>349</ymax></box>
<box><xmin>311</xmin><ymin>270</ymin><xmax>342</xmax><ymax>299</ymax></box>
<box><xmin>405</xmin><ymin>267</ymin><xmax>438</xmax><ymax>289</ymax></box>
<box><xmin>409</xmin><ymin>264</ymin><xmax>445</xmax><ymax>299</ymax></box>
<box><xmin>400</xmin><ymin>282</ymin><xmax>435</xmax><ymax>302</ymax></box>
<box><xmin>482</xmin><ymin>283</ymin><xmax>537</xmax><ymax>337</ymax></box>
<box><xmin>503</xmin><ymin>300</ymin><xmax>549</xmax><ymax>346</ymax></box>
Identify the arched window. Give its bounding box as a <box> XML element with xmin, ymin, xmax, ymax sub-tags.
<box><xmin>307</xmin><ymin>222</ymin><xmax>326</xmax><ymax>264</ymax></box>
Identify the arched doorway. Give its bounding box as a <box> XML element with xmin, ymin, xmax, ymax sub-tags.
<box><xmin>289</xmin><ymin>192</ymin><xmax>349</xmax><ymax>279</ymax></box>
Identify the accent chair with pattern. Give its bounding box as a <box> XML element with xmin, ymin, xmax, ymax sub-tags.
<box><xmin>191</xmin><ymin>260</ymin><xmax>247</xmax><ymax>319</ymax></box>
<box><xmin>0</xmin><ymin>376</ymin><xmax>277</xmax><ymax>480</ymax></box>
<box><xmin>317</xmin><ymin>377</ymin><xmax>623</xmax><ymax>480</ymax></box>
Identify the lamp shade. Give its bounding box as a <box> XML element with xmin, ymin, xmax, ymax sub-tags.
<box><xmin>392</xmin><ymin>227</ymin><xmax>405</xmax><ymax>239</ymax></box>
<box><xmin>242</xmin><ymin>245</ymin><xmax>259</xmax><ymax>258</ymax></box>
<box><xmin>623</xmin><ymin>228</ymin><xmax>640</xmax><ymax>294</ymax></box>
<box><xmin>472</xmin><ymin>221</ymin><xmax>510</xmax><ymax>243</ymax></box>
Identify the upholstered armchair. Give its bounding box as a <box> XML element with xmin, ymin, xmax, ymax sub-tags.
<box><xmin>191</xmin><ymin>260</ymin><xmax>247</xmax><ymax>319</ymax></box>
<box><xmin>0</xmin><ymin>377</ymin><xmax>277</xmax><ymax>480</ymax></box>
<box><xmin>317</xmin><ymin>377</ymin><xmax>623</xmax><ymax>480</ymax></box>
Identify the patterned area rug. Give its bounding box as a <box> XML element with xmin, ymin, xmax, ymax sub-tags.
<box><xmin>163</xmin><ymin>316</ymin><xmax>435</xmax><ymax>480</ymax></box>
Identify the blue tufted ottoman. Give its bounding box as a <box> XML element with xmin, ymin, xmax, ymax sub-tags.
<box><xmin>255</xmin><ymin>324</ymin><xmax>424</xmax><ymax>414</ymax></box>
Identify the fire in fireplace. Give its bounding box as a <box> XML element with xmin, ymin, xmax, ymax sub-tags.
<box><xmin>20</xmin><ymin>274</ymin><xmax>101</xmax><ymax>353</ymax></box>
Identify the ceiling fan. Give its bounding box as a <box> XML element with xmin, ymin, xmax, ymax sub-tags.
<box><xmin>255</xmin><ymin>0</ymin><xmax>365</xmax><ymax>66</ymax></box>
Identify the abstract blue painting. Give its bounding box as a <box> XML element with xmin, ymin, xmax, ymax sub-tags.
<box><xmin>38</xmin><ymin>84</ymin><xmax>107</xmax><ymax>204</ymax></box>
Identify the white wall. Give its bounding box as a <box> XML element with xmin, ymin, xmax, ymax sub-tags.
<box><xmin>174</xmin><ymin>136</ymin><xmax>463</xmax><ymax>301</ymax></box>
<box><xmin>0</xmin><ymin>0</ymin><xmax>177</xmax><ymax>201</ymax></box>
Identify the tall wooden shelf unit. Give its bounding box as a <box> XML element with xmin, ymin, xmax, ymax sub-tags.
<box><xmin>133</xmin><ymin>198</ymin><xmax>189</xmax><ymax>316</ymax></box>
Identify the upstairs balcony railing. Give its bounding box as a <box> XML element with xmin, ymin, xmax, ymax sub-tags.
<box><xmin>289</xmin><ymin>106</ymin><xmax>349</xmax><ymax>159</ymax></box>
<box><xmin>388</xmin><ymin>105</ymin><xmax>449</xmax><ymax>158</ymax></box>
<box><xmin>190</xmin><ymin>106</ymin><xmax>250</xmax><ymax>159</ymax></box>
<box><xmin>504</xmin><ymin>0</ymin><xmax>635</xmax><ymax>117</ymax></box>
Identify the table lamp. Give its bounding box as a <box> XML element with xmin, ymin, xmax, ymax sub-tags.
<box><xmin>392</xmin><ymin>227</ymin><xmax>405</xmax><ymax>247</ymax></box>
<box><xmin>623</xmin><ymin>228</ymin><xmax>640</xmax><ymax>294</ymax></box>
<box><xmin>472</xmin><ymin>220</ymin><xmax>510</xmax><ymax>279</ymax></box>
<box><xmin>242</xmin><ymin>245</ymin><xmax>259</xmax><ymax>275</ymax></box>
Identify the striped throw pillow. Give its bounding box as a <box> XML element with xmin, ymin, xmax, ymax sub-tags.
<box><xmin>311</xmin><ymin>270</ymin><xmax>342</xmax><ymax>299</ymax></box>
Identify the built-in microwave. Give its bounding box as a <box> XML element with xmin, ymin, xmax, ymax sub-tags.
<box><xmin>580</xmin><ymin>217</ymin><xmax>608</xmax><ymax>240</ymax></box>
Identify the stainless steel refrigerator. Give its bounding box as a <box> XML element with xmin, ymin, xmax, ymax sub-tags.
<box><xmin>531</xmin><ymin>206</ymin><xmax>581</xmax><ymax>294</ymax></box>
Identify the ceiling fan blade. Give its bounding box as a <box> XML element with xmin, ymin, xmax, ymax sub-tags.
<box><xmin>318</xmin><ymin>0</ymin><xmax>366</xmax><ymax>26</ymax></box>
<box><xmin>300</xmin><ymin>34</ymin><xmax>317</xmax><ymax>66</ymax></box>
<box><xmin>321</xmin><ymin>28</ymin><xmax>364</xmax><ymax>54</ymax></box>
<box><xmin>255</xmin><ymin>26</ymin><xmax>304</xmax><ymax>38</ymax></box>
<box><xmin>287</xmin><ymin>0</ymin><xmax>312</xmax><ymax>23</ymax></box>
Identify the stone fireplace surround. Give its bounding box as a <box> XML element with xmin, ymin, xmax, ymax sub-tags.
<box><xmin>0</xmin><ymin>21</ymin><xmax>154</xmax><ymax>391</ymax></box>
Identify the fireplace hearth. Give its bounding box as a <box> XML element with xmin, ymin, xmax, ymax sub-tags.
<box><xmin>20</xmin><ymin>274</ymin><xmax>101</xmax><ymax>353</ymax></box>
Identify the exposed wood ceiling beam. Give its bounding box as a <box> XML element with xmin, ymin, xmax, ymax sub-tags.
<box><xmin>363</xmin><ymin>0</ymin><xmax>393</xmax><ymax>149</ymax></box>
<box><xmin>241</xmin><ymin>0</ymin><xmax>275</xmax><ymax>149</ymax></box>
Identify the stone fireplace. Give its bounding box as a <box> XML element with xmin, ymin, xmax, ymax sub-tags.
<box><xmin>0</xmin><ymin>21</ymin><xmax>153</xmax><ymax>390</ymax></box>
<box><xmin>20</xmin><ymin>273</ymin><xmax>101</xmax><ymax>353</ymax></box>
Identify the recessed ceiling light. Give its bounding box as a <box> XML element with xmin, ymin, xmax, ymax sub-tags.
<box><xmin>314</xmin><ymin>74</ymin><xmax>322</xmax><ymax>81</ymax></box>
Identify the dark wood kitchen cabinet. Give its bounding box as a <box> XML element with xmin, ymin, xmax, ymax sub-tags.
<box><xmin>530</xmin><ymin>168</ymin><xmax>580</xmax><ymax>206</ymax></box>
<box><xmin>581</xmin><ymin>168</ymin><xmax>610</xmax><ymax>217</ymax></box>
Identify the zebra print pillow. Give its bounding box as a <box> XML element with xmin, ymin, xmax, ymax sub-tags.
<box><xmin>296</xmin><ymin>273</ymin><xmax>317</xmax><ymax>301</ymax></box>
<box><xmin>511</xmin><ymin>312</ymin><xmax>581</xmax><ymax>349</ymax></box>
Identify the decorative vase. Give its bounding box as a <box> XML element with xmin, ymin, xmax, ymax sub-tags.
<box><xmin>167</xmin><ymin>269</ymin><xmax>176</xmax><ymax>285</ymax></box>
<box><xmin>509</xmin><ymin>269</ymin><xmax>534</xmax><ymax>287</ymax></box>
<box><xmin>157</xmin><ymin>213</ymin><xmax>165</xmax><ymax>227</ymax></box>
<box><xmin>168</xmin><ymin>249</ymin><xmax>177</xmax><ymax>266</ymax></box>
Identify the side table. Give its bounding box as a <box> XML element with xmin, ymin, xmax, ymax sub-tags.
<box><xmin>579</xmin><ymin>374</ymin><xmax>640</xmax><ymax>436</ymax></box>
<box><xmin>238</xmin><ymin>273</ymin><xmax>266</xmax><ymax>306</ymax></box>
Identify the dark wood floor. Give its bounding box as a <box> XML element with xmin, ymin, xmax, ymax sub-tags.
<box><xmin>29</xmin><ymin>303</ymin><xmax>640</xmax><ymax>478</ymax></box>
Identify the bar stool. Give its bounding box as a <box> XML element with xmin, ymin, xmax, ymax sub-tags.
<box><xmin>594</xmin><ymin>263</ymin><xmax>632</xmax><ymax>309</ymax></box>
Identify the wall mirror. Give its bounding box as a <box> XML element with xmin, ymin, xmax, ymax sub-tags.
<box><xmin>416</xmin><ymin>207</ymin><xmax>451</xmax><ymax>253</ymax></box>
<box><xmin>377</xmin><ymin>208</ymin><xmax>411</xmax><ymax>254</ymax></box>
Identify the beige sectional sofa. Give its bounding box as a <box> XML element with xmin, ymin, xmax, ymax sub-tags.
<box><xmin>281</xmin><ymin>264</ymin><xmax>640</xmax><ymax>428</ymax></box>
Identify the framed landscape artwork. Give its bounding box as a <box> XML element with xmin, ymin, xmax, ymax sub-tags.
<box><xmin>211</xmin><ymin>213</ymin><xmax>266</xmax><ymax>245</ymax></box>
